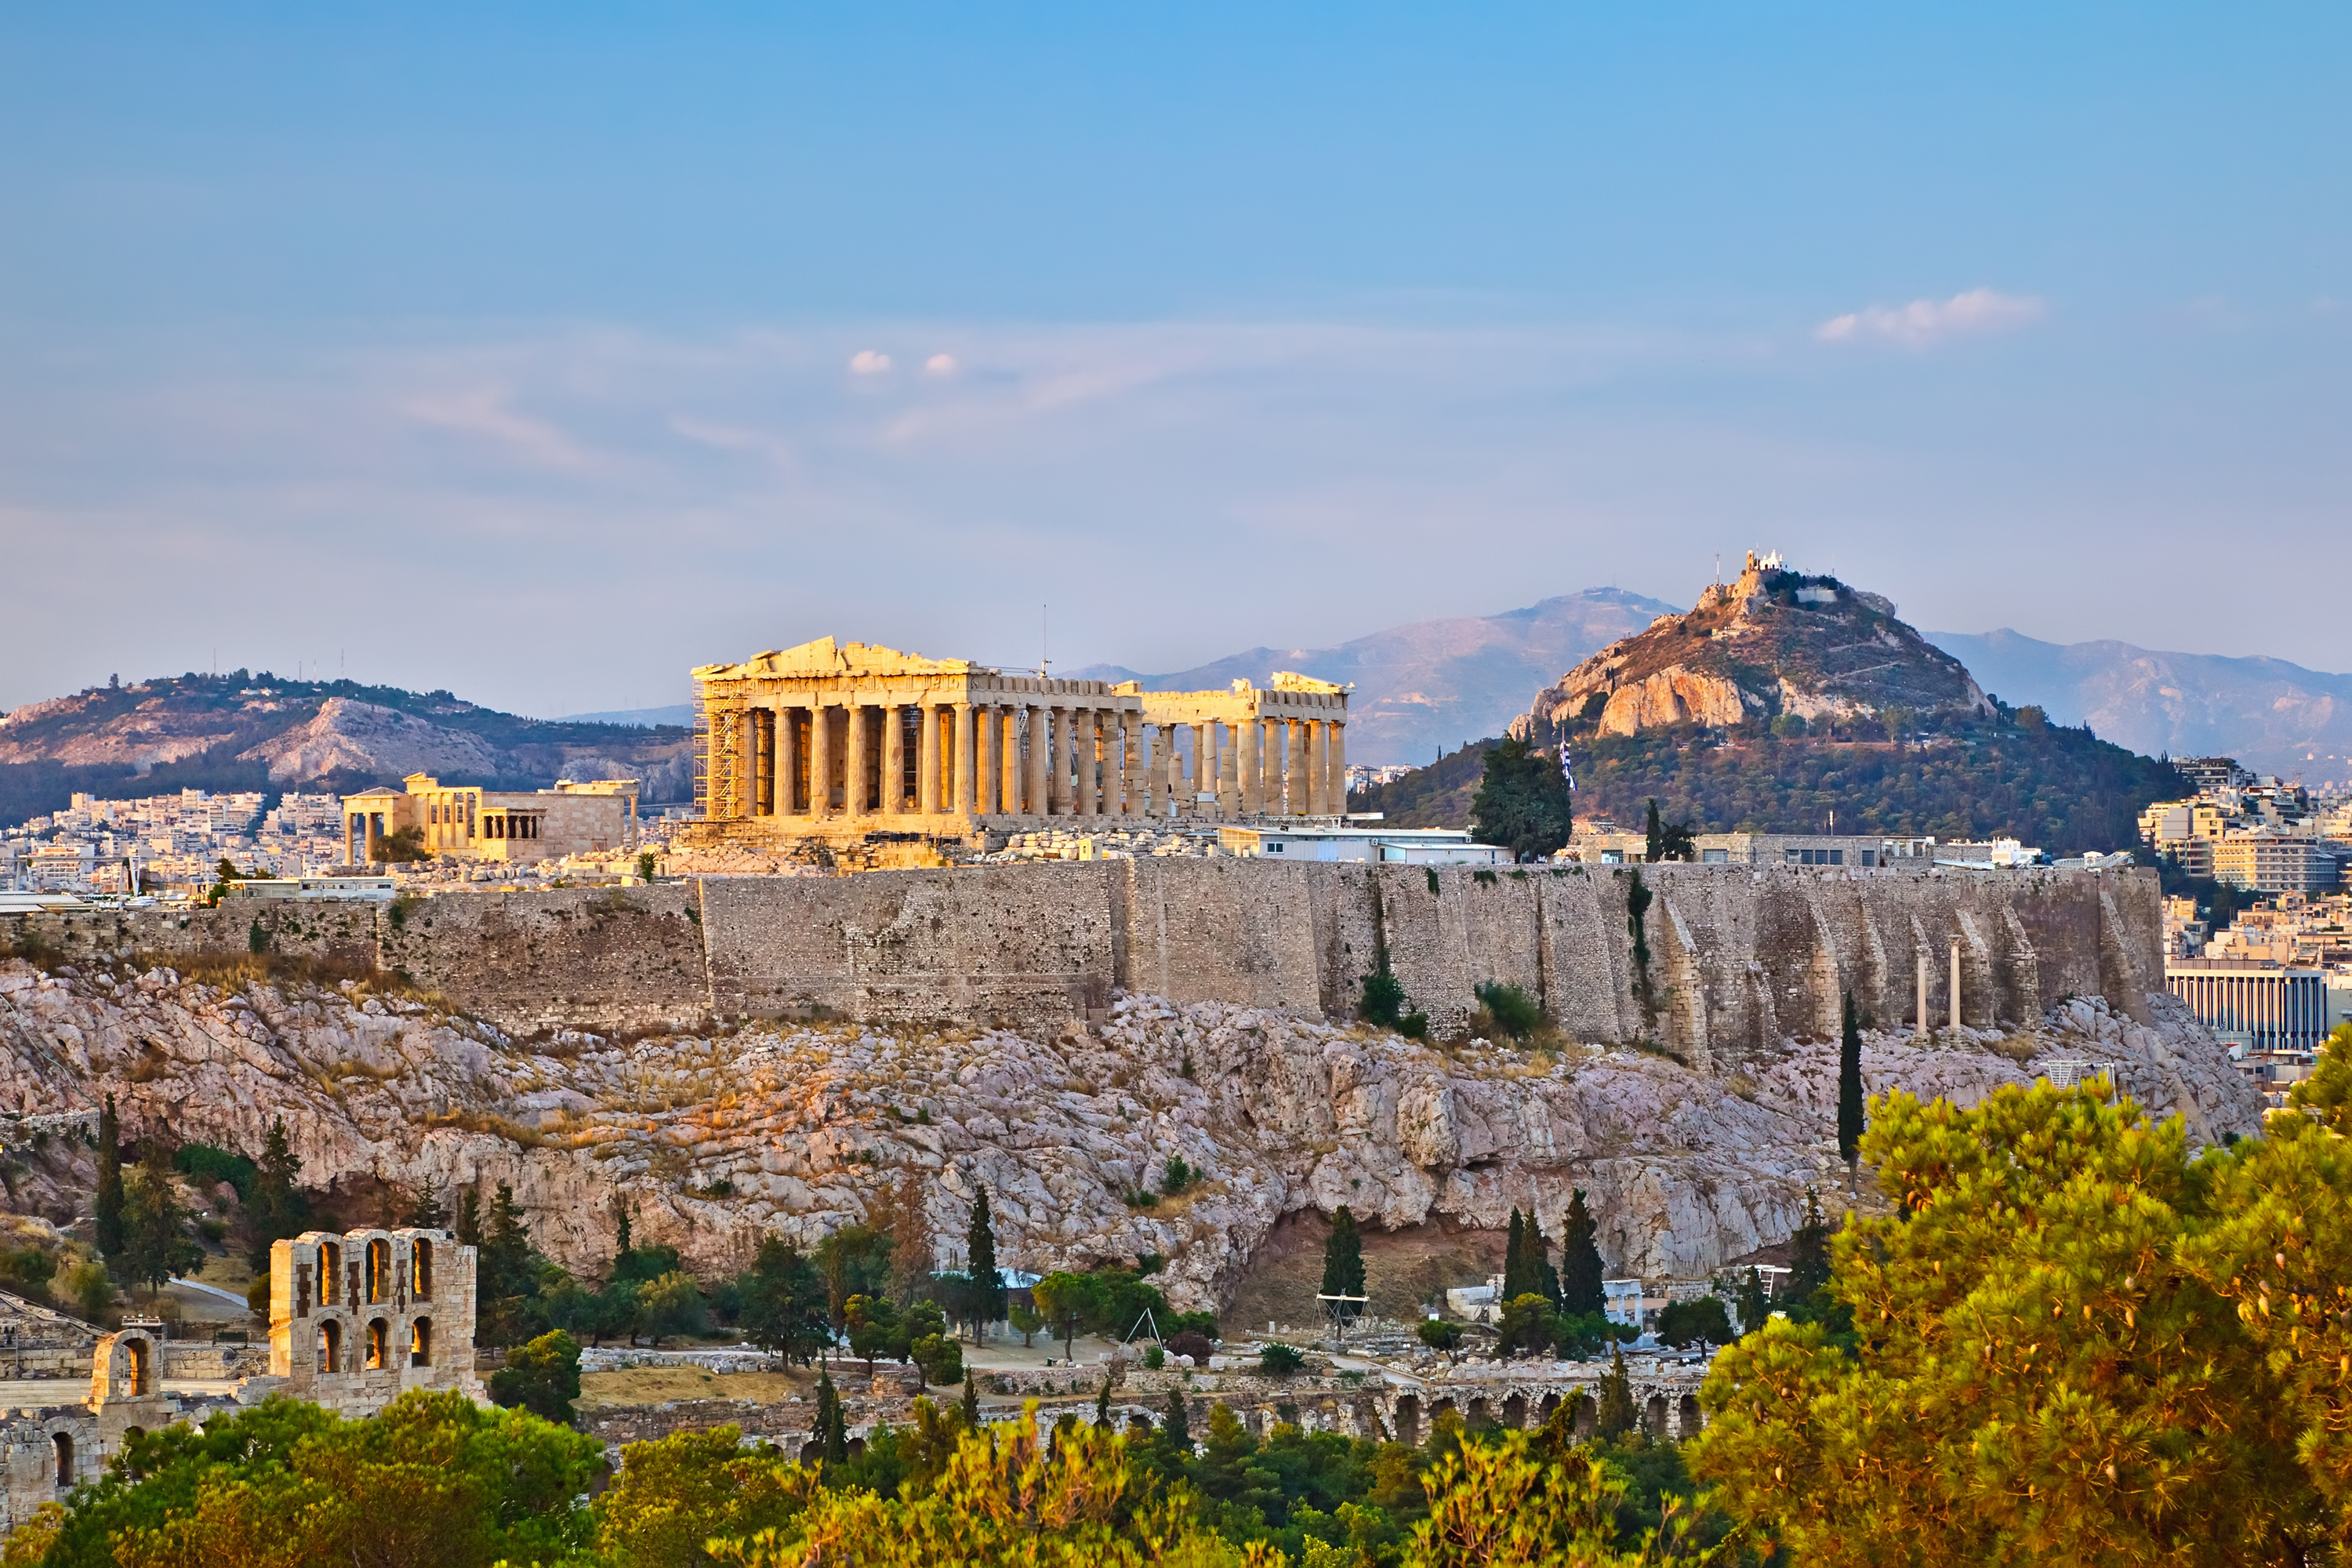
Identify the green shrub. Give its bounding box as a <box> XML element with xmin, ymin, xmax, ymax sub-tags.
<box><xmin>1472</xmin><ymin>981</ymin><xmax>1543</xmax><ymax>1040</ymax></box>
<box><xmin>173</xmin><ymin>1142</ymin><xmax>258</xmax><ymax>1200</ymax></box>
<box><xmin>1358</xmin><ymin>966</ymin><xmax>1406</xmax><ymax>1027</ymax></box>
<box><xmin>1258</xmin><ymin>1342</ymin><xmax>1305</xmax><ymax>1376</ymax></box>
<box><xmin>1399</xmin><ymin>1011</ymin><xmax>1430</xmax><ymax>1040</ymax></box>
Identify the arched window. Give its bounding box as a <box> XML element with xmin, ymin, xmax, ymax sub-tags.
<box><xmin>320</xmin><ymin>1319</ymin><xmax>343</xmax><ymax>1371</ymax></box>
<box><xmin>410</xmin><ymin>1318</ymin><xmax>432</xmax><ymax>1367</ymax></box>
<box><xmin>54</xmin><ymin>1432</ymin><xmax>73</xmax><ymax>1487</ymax></box>
<box><xmin>125</xmin><ymin>1338</ymin><xmax>151</xmax><ymax>1397</ymax></box>
<box><xmin>412</xmin><ymin>1238</ymin><xmax>434</xmax><ymax>1298</ymax></box>
<box><xmin>367</xmin><ymin>1239</ymin><xmax>390</xmax><ymax>1304</ymax></box>
<box><xmin>320</xmin><ymin>1241</ymin><xmax>341</xmax><ymax>1307</ymax></box>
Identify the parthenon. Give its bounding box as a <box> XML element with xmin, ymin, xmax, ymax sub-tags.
<box><xmin>681</xmin><ymin>638</ymin><xmax>1349</xmax><ymax>848</ymax></box>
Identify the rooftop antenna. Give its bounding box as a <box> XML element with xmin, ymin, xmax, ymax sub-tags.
<box><xmin>1715</xmin><ymin>551</ymin><xmax>1721</xmax><ymax>586</ymax></box>
<box><xmin>1039</xmin><ymin>604</ymin><xmax>1051</xmax><ymax>680</ymax></box>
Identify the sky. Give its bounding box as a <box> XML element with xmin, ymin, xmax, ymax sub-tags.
<box><xmin>2</xmin><ymin>3</ymin><xmax>2346</xmax><ymax>719</ymax></box>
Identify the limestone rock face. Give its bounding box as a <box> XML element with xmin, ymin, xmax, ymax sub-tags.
<box><xmin>0</xmin><ymin>962</ymin><xmax>2258</xmax><ymax>1305</ymax></box>
<box><xmin>240</xmin><ymin>698</ymin><xmax>503</xmax><ymax>782</ymax></box>
<box><xmin>1514</xmin><ymin>553</ymin><xmax>1994</xmax><ymax>742</ymax></box>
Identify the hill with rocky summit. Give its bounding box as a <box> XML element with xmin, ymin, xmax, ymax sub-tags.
<box><xmin>0</xmin><ymin>960</ymin><xmax>2257</xmax><ymax>1312</ymax></box>
<box><xmin>0</xmin><ymin>670</ymin><xmax>691</xmax><ymax>822</ymax></box>
<box><xmin>1515</xmin><ymin>554</ymin><xmax>1990</xmax><ymax>744</ymax></box>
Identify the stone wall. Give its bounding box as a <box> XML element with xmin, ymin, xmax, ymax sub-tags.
<box><xmin>10</xmin><ymin>862</ymin><xmax>2164</xmax><ymax>1047</ymax></box>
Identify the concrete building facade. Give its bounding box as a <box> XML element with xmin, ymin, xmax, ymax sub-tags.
<box><xmin>683</xmin><ymin>637</ymin><xmax>1351</xmax><ymax>850</ymax></box>
<box><xmin>2165</xmin><ymin>956</ymin><xmax>2333</xmax><ymax>1052</ymax></box>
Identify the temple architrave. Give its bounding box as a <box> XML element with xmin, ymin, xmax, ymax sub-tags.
<box><xmin>679</xmin><ymin>637</ymin><xmax>1349</xmax><ymax>850</ymax></box>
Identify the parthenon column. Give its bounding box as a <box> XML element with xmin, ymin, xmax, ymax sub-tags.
<box><xmin>916</xmin><ymin>703</ymin><xmax>938</xmax><ymax>815</ymax></box>
<box><xmin>1028</xmin><ymin>706</ymin><xmax>1050</xmax><ymax>818</ymax></box>
<box><xmin>1305</xmin><ymin>719</ymin><xmax>1326</xmax><ymax>815</ymax></box>
<box><xmin>1143</xmin><ymin>728</ymin><xmax>1163</xmax><ymax>817</ymax></box>
<box><xmin>1330</xmin><ymin>720</ymin><xmax>1348</xmax><ymax>815</ymax></box>
<box><xmin>1049</xmin><ymin>706</ymin><xmax>1072</xmax><ymax>815</ymax></box>
<box><xmin>779</xmin><ymin>704</ymin><xmax>802</xmax><ymax>814</ymax></box>
<box><xmin>1074</xmin><ymin>710</ymin><xmax>1098</xmax><ymax>816</ymax></box>
<box><xmin>811</xmin><ymin>704</ymin><xmax>836</xmax><ymax>817</ymax></box>
<box><xmin>1218</xmin><ymin>724</ymin><xmax>1240</xmax><ymax>816</ymax></box>
<box><xmin>847</xmin><ymin>699</ymin><xmax>873</xmax><ymax>817</ymax></box>
<box><xmin>735</xmin><ymin>709</ymin><xmax>758</xmax><ymax>818</ymax></box>
<box><xmin>1120</xmin><ymin>717</ymin><xmax>1141</xmax><ymax>817</ymax></box>
<box><xmin>975</xmin><ymin>704</ymin><xmax>997</xmax><ymax>817</ymax></box>
<box><xmin>881</xmin><ymin>703</ymin><xmax>905</xmax><ymax>815</ymax></box>
<box><xmin>1002</xmin><ymin>708</ymin><xmax>1023</xmax><ymax>816</ymax></box>
<box><xmin>1238</xmin><ymin>718</ymin><xmax>1261</xmax><ymax>816</ymax></box>
<box><xmin>1298</xmin><ymin>719</ymin><xmax>1317</xmax><ymax>822</ymax></box>
<box><xmin>953</xmin><ymin>702</ymin><xmax>976</xmax><ymax>816</ymax></box>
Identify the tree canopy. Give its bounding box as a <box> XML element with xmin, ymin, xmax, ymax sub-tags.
<box><xmin>1467</xmin><ymin>736</ymin><xmax>1574</xmax><ymax>862</ymax></box>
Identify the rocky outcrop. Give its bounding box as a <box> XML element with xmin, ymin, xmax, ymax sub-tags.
<box><xmin>1513</xmin><ymin>553</ymin><xmax>1994</xmax><ymax>743</ymax></box>
<box><xmin>241</xmin><ymin>698</ymin><xmax>503</xmax><ymax>782</ymax></box>
<box><xmin>0</xmin><ymin>959</ymin><xmax>2258</xmax><ymax>1305</ymax></box>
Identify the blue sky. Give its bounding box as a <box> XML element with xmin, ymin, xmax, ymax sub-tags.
<box><xmin>2</xmin><ymin>3</ymin><xmax>2345</xmax><ymax>717</ymax></box>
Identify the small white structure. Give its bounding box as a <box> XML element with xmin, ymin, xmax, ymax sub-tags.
<box><xmin>1602</xmin><ymin>1278</ymin><xmax>1646</xmax><ymax>1329</ymax></box>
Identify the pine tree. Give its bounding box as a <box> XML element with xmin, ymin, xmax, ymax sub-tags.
<box><xmin>873</xmin><ymin>1168</ymin><xmax>931</xmax><ymax>1306</ymax></box>
<box><xmin>1646</xmin><ymin>798</ymin><xmax>1664</xmax><ymax>864</ymax></box>
<box><xmin>124</xmin><ymin>1142</ymin><xmax>200</xmax><ymax>1298</ymax></box>
<box><xmin>1163</xmin><ymin>1388</ymin><xmax>1191</xmax><ymax>1451</ymax></box>
<box><xmin>1838</xmin><ymin>989</ymin><xmax>1865</xmax><ymax>1192</ymax></box>
<box><xmin>1595</xmin><ymin>1345</ymin><xmax>1637</xmax><ymax>1439</ymax></box>
<box><xmin>1559</xmin><ymin>1189</ymin><xmax>1606</xmax><ymax>1318</ymax></box>
<box><xmin>961</xmin><ymin>1370</ymin><xmax>982</xmax><ymax>1431</ymax></box>
<box><xmin>966</xmin><ymin>1185</ymin><xmax>1005</xmax><ymax>1343</ymax></box>
<box><xmin>245</xmin><ymin>1117</ymin><xmax>306</xmax><ymax>1271</ymax></box>
<box><xmin>1788</xmin><ymin>1188</ymin><xmax>1833</xmax><ymax>1301</ymax></box>
<box><xmin>1737</xmin><ymin>1265</ymin><xmax>1769</xmax><ymax>1334</ymax></box>
<box><xmin>1094</xmin><ymin>1371</ymin><xmax>1116</xmax><ymax>1431</ymax></box>
<box><xmin>94</xmin><ymin>1095</ymin><xmax>125</xmax><ymax>1259</ymax></box>
<box><xmin>456</xmin><ymin>1189</ymin><xmax>483</xmax><ymax>1247</ymax></box>
<box><xmin>613</xmin><ymin>1196</ymin><xmax>633</xmax><ymax>1264</ymax></box>
<box><xmin>815</xmin><ymin>1367</ymin><xmax>848</xmax><ymax>1464</ymax></box>
<box><xmin>405</xmin><ymin>1175</ymin><xmax>448</xmax><ymax>1229</ymax></box>
<box><xmin>1320</xmin><ymin>1206</ymin><xmax>1366</xmax><ymax>1324</ymax></box>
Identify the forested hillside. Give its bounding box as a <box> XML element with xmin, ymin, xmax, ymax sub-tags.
<box><xmin>1353</xmin><ymin>709</ymin><xmax>2184</xmax><ymax>858</ymax></box>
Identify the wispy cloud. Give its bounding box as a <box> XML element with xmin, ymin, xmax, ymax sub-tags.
<box><xmin>401</xmin><ymin>385</ymin><xmax>595</xmax><ymax>468</ymax></box>
<box><xmin>1816</xmin><ymin>287</ymin><xmax>2045</xmax><ymax>347</ymax></box>
<box><xmin>848</xmin><ymin>350</ymin><xmax>893</xmax><ymax>374</ymax></box>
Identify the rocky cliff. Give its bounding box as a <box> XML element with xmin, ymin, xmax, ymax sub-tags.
<box><xmin>1514</xmin><ymin>553</ymin><xmax>1992</xmax><ymax>742</ymax></box>
<box><xmin>0</xmin><ymin>956</ymin><xmax>2258</xmax><ymax>1305</ymax></box>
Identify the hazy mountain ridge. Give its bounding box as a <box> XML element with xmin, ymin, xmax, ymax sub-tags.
<box><xmin>1926</xmin><ymin>629</ymin><xmax>2352</xmax><ymax>783</ymax></box>
<box><xmin>0</xmin><ymin>671</ymin><xmax>692</xmax><ymax>819</ymax></box>
<box><xmin>1070</xmin><ymin>587</ymin><xmax>1679</xmax><ymax>764</ymax></box>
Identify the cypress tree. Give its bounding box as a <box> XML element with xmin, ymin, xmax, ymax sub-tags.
<box><xmin>94</xmin><ymin>1095</ymin><xmax>125</xmax><ymax>1259</ymax></box>
<box><xmin>1525</xmin><ymin>1210</ymin><xmax>1560</xmax><ymax>1305</ymax></box>
<box><xmin>245</xmin><ymin>1117</ymin><xmax>306</xmax><ymax>1271</ymax></box>
<box><xmin>1501</xmin><ymin>1208</ymin><xmax>1530</xmax><ymax>1299</ymax></box>
<box><xmin>1788</xmin><ymin>1188</ymin><xmax>1833</xmax><ymax>1301</ymax></box>
<box><xmin>1321</xmin><ymin>1206</ymin><xmax>1366</xmax><ymax>1323</ymax></box>
<box><xmin>815</xmin><ymin>1367</ymin><xmax>848</xmax><ymax>1464</ymax></box>
<box><xmin>456</xmin><ymin>1189</ymin><xmax>483</xmax><ymax>1247</ymax></box>
<box><xmin>967</xmin><ymin>1185</ymin><xmax>1005</xmax><ymax>1342</ymax></box>
<box><xmin>1559</xmin><ymin>1189</ymin><xmax>1606</xmax><ymax>1318</ymax></box>
<box><xmin>405</xmin><ymin>1175</ymin><xmax>448</xmax><ymax>1229</ymax></box>
<box><xmin>1838</xmin><ymin>989</ymin><xmax>1865</xmax><ymax>1192</ymax></box>
<box><xmin>1645</xmin><ymin>798</ymin><xmax>1664</xmax><ymax>864</ymax></box>
<box><xmin>1595</xmin><ymin>1346</ymin><xmax>1637</xmax><ymax>1439</ymax></box>
<box><xmin>961</xmin><ymin>1370</ymin><xmax>982</xmax><ymax>1431</ymax></box>
<box><xmin>1163</xmin><ymin>1387</ymin><xmax>1191</xmax><ymax>1450</ymax></box>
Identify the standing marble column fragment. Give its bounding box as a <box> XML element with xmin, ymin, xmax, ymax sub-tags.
<box><xmin>1330</xmin><ymin>720</ymin><xmax>1348</xmax><ymax>815</ymax></box>
<box><xmin>882</xmin><ymin>704</ymin><xmax>905</xmax><ymax>814</ymax></box>
<box><xmin>1078</xmin><ymin>710</ymin><xmax>1101</xmax><ymax>815</ymax></box>
<box><xmin>1287</xmin><ymin>720</ymin><xmax>1309</xmax><ymax>816</ymax></box>
<box><xmin>810</xmin><ymin>704</ymin><xmax>835</xmax><ymax>815</ymax></box>
<box><xmin>1002</xmin><ymin>708</ymin><xmax>1023</xmax><ymax>816</ymax></box>
<box><xmin>1029</xmin><ymin>706</ymin><xmax>1051</xmax><ymax>818</ymax></box>
<box><xmin>953</xmin><ymin>702</ymin><xmax>976</xmax><ymax>815</ymax></box>
<box><xmin>1218</xmin><ymin>724</ymin><xmax>1240</xmax><ymax>816</ymax></box>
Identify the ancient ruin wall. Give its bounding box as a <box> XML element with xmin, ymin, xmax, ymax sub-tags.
<box><xmin>12</xmin><ymin>863</ymin><xmax>2163</xmax><ymax>1054</ymax></box>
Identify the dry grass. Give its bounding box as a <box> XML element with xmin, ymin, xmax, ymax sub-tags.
<box><xmin>577</xmin><ymin>1366</ymin><xmax>813</xmax><ymax>1409</ymax></box>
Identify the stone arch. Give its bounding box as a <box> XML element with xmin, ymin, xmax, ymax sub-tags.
<box><xmin>846</xmin><ymin>1436</ymin><xmax>866</xmax><ymax>1458</ymax></box>
<box><xmin>1644</xmin><ymin>1394</ymin><xmax>1668</xmax><ymax>1438</ymax></box>
<box><xmin>125</xmin><ymin>1338</ymin><xmax>151</xmax><ymax>1396</ymax></box>
<box><xmin>367</xmin><ymin>1239</ymin><xmax>391</xmax><ymax>1304</ymax></box>
<box><xmin>1502</xmin><ymin>1392</ymin><xmax>1529</xmax><ymax>1429</ymax></box>
<box><xmin>124</xmin><ymin>1426</ymin><xmax>146</xmax><ymax>1445</ymax></box>
<box><xmin>320</xmin><ymin>1240</ymin><xmax>343</xmax><ymax>1306</ymax></box>
<box><xmin>1573</xmin><ymin>1392</ymin><xmax>1595</xmax><ymax>1438</ymax></box>
<box><xmin>412</xmin><ymin>1237</ymin><xmax>434</xmax><ymax>1298</ymax></box>
<box><xmin>366</xmin><ymin>1317</ymin><xmax>390</xmax><ymax>1370</ymax></box>
<box><xmin>1537</xmin><ymin>1392</ymin><xmax>1561</xmax><ymax>1425</ymax></box>
<box><xmin>320</xmin><ymin>1317</ymin><xmax>343</xmax><ymax>1372</ymax></box>
<box><xmin>54</xmin><ymin>1431</ymin><xmax>74</xmax><ymax>1486</ymax></box>
<box><xmin>1678</xmin><ymin>1394</ymin><xmax>1701</xmax><ymax>1437</ymax></box>
<box><xmin>1393</xmin><ymin>1395</ymin><xmax>1421</xmax><ymax>1447</ymax></box>
<box><xmin>1466</xmin><ymin>1396</ymin><xmax>1493</xmax><ymax>1430</ymax></box>
<box><xmin>800</xmin><ymin>1439</ymin><xmax>821</xmax><ymax>1463</ymax></box>
<box><xmin>411</xmin><ymin>1318</ymin><xmax>434</xmax><ymax>1367</ymax></box>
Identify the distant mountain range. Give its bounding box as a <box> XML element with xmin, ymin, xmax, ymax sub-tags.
<box><xmin>1922</xmin><ymin>630</ymin><xmax>2352</xmax><ymax>783</ymax></box>
<box><xmin>1070</xmin><ymin>588</ymin><xmax>1677</xmax><ymax>766</ymax></box>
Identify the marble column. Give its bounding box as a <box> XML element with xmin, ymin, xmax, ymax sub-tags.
<box><xmin>1287</xmin><ymin>719</ymin><xmax>1308</xmax><ymax>816</ymax></box>
<box><xmin>882</xmin><ymin>703</ymin><xmax>906</xmax><ymax>815</ymax></box>
<box><xmin>1305</xmin><ymin>719</ymin><xmax>1325</xmax><ymax>815</ymax></box>
<box><xmin>1049</xmin><ymin>706</ymin><xmax>1072</xmax><ymax>815</ymax></box>
<box><xmin>1073</xmin><ymin>709</ymin><xmax>1097</xmax><ymax>816</ymax></box>
<box><xmin>973</xmin><ymin>704</ymin><xmax>996</xmax><ymax>817</ymax></box>
<box><xmin>953</xmin><ymin>702</ymin><xmax>976</xmax><ymax>816</ymax></box>
<box><xmin>1028</xmin><ymin>706</ymin><xmax>1050</xmax><ymax>818</ymax></box>
<box><xmin>1219</xmin><ymin>723</ymin><xmax>1240</xmax><ymax>817</ymax></box>
<box><xmin>1238</xmin><ymin>717</ymin><xmax>1261</xmax><ymax>816</ymax></box>
<box><xmin>779</xmin><ymin>705</ymin><xmax>802</xmax><ymax>814</ymax></box>
<box><xmin>1330</xmin><ymin>720</ymin><xmax>1348</xmax><ymax>815</ymax></box>
<box><xmin>1120</xmin><ymin>716</ymin><xmax>1142</xmax><ymax>816</ymax></box>
<box><xmin>1002</xmin><ymin>708</ymin><xmax>1023</xmax><ymax>816</ymax></box>
<box><xmin>849</xmin><ymin>699</ymin><xmax>876</xmax><ymax>817</ymax></box>
<box><xmin>811</xmin><ymin>704</ymin><xmax>836</xmax><ymax>816</ymax></box>
<box><xmin>913</xmin><ymin>700</ymin><xmax>931</xmax><ymax>818</ymax></box>
<box><xmin>1950</xmin><ymin>938</ymin><xmax>1962</xmax><ymax>1031</ymax></box>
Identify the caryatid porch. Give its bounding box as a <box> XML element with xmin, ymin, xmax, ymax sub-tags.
<box><xmin>688</xmin><ymin>639</ymin><xmax>1349</xmax><ymax>840</ymax></box>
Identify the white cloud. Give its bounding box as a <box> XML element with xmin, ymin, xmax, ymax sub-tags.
<box><xmin>1816</xmin><ymin>287</ymin><xmax>2045</xmax><ymax>347</ymax></box>
<box><xmin>848</xmin><ymin>349</ymin><xmax>893</xmax><ymax>374</ymax></box>
<box><xmin>400</xmin><ymin>385</ymin><xmax>593</xmax><ymax>468</ymax></box>
<box><xmin>925</xmin><ymin>353</ymin><xmax>958</xmax><ymax>376</ymax></box>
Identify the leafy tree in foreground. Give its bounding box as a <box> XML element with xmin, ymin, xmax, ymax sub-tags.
<box><xmin>1468</xmin><ymin>736</ymin><xmax>1573</xmax><ymax>862</ymax></box>
<box><xmin>1692</xmin><ymin>1073</ymin><xmax>2352</xmax><ymax>1566</ymax></box>
<box><xmin>595</xmin><ymin>1424</ymin><xmax>808</xmax><ymax>1568</ymax></box>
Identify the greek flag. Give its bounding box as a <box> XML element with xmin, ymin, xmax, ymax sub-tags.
<box><xmin>1559</xmin><ymin>746</ymin><xmax>1576</xmax><ymax>790</ymax></box>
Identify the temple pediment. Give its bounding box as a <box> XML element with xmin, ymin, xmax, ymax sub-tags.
<box><xmin>694</xmin><ymin>637</ymin><xmax>976</xmax><ymax>682</ymax></box>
